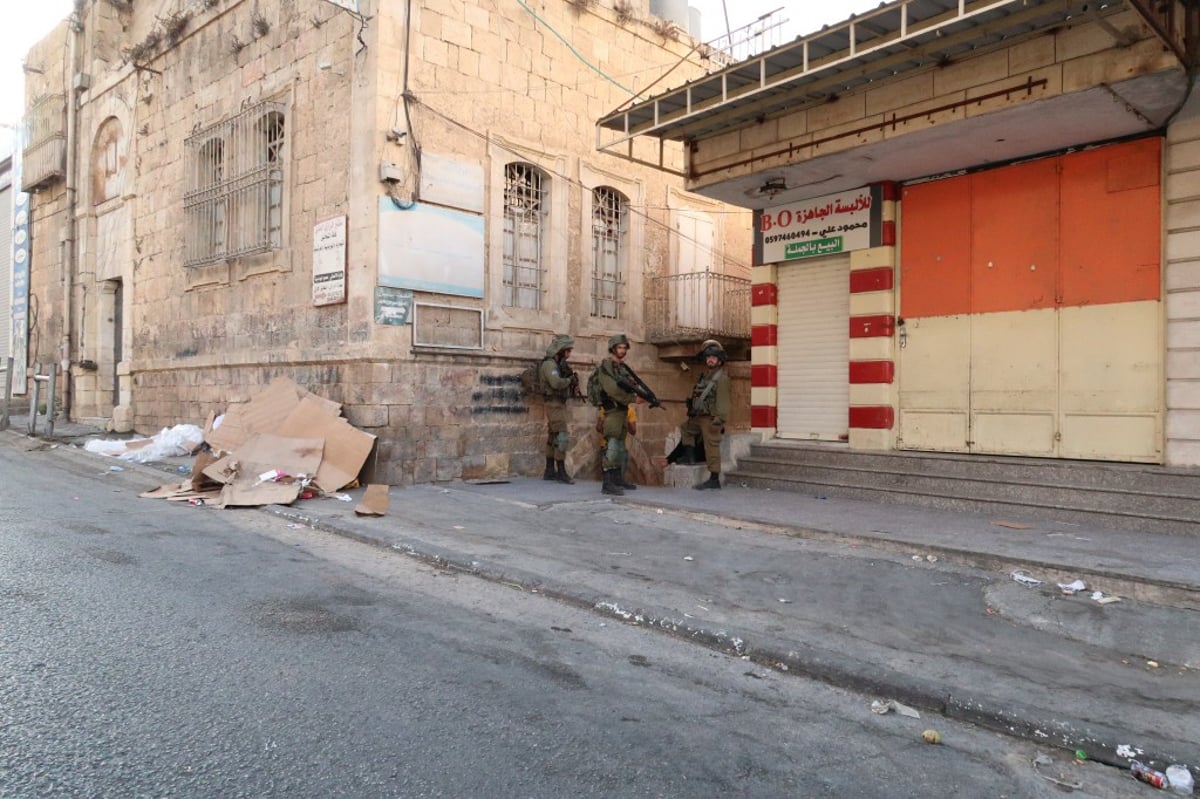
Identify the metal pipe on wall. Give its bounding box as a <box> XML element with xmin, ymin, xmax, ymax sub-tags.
<box><xmin>60</xmin><ymin>10</ymin><xmax>82</xmax><ymax>421</ymax></box>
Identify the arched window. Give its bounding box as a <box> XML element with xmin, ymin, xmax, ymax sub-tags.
<box><xmin>591</xmin><ymin>186</ymin><xmax>627</xmax><ymax>319</ymax></box>
<box><xmin>503</xmin><ymin>162</ymin><xmax>548</xmax><ymax>310</ymax></box>
<box><xmin>183</xmin><ymin>100</ymin><xmax>286</xmax><ymax>266</ymax></box>
<box><xmin>90</xmin><ymin>117</ymin><xmax>126</xmax><ymax>205</ymax></box>
<box><xmin>257</xmin><ymin>110</ymin><xmax>285</xmax><ymax>248</ymax></box>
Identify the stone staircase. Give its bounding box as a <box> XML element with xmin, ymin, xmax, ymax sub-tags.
<box><xmin>726</xmin><ymin>440</ymin><xmax>1200</xmax><ymax>535</ymax></box>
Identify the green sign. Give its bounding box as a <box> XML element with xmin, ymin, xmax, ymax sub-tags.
<box><xmin>785</xmin><ymin>237</ymin><xmax>844</xmax><ymax>260</ymax></box>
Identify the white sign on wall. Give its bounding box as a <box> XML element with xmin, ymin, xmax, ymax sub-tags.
<box><xmin>753</xmin><ymin>185</ymin><xmax>883</xmax><ymax>265</ymax></box>
<box><xmin>312</xmin><ymin>215</ymin><xmax>347</xmax><ymax>306</ymax></box>
<box><xmin>319</xmin><ymin>0</ymin><xmax>360</xmax><ymax>13</ymax></box>
<box><xmin>378</xmin><ymin>199</ymin><xmax>484</xmax><ymax>298</ymax></box>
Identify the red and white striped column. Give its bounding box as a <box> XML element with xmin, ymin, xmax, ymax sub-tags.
<box><xmin>847</xmin><ymin>181</ymin><xmax>898</xmax><ymax>449</ymax></box>
<box><xmin>749</xmin><ymin>272</ymin><xmax>779</xmax><ymax>434</ymax></box>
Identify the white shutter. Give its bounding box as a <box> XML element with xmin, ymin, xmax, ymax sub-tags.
<box><xmin>777</xmin><ymin>256</ymin><xmax>850</xmax><ymax>440</ymax></box>
<box><xmin>0</xmin><ymin>184</ymin><xmax>11</xmax><ymax>360</ymax></box>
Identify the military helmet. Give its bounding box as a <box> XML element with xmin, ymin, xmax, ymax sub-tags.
<box><xmin>546</xmin><ymin>333</ymin><xmax>575</xmax><ymax>357</ymax></box>
<box><xmin>698</xmin><ymin>339</ymin><xmax>727</xmax><ymax>362</ymax></box>
<box><xmin>608</xmin><ymin>333</ymin><xmax>630</xmax><ymax>351</ymax></box>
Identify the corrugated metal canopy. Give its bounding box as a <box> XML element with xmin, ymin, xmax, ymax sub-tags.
<box><xmin>598</xmin><ymin>0</ymin><xmax>1129</xmax><ymax>145</ymax></box>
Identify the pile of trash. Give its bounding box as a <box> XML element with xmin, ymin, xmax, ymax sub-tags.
<box><xmin>91</xmin><ymin>377</ymin><xmax>381</xmax><ymax>511</ymax></box>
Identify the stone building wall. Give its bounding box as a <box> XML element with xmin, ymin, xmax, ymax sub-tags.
<box><xmin>23</xmin><ymin>0</ymin><xmax>752</xmax><ymax>484</ymax></box>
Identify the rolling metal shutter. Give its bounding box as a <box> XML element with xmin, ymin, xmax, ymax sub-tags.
<box><xmin>777</xmin><ymin>256</ymin><xmax>849</xmax><ymax>440</ymax></box>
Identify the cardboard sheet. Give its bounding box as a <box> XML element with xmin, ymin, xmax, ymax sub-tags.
<box><xmin>276</xmin><ymin>397</ymin><xmax>376</xmax><ymax>492</ymax></box>
<box><xmin>204</xmin><ymin>377</ymin><xmax>340</xmax><ymax>454</ymax></box>
<box><xmin>355</xmin><ymin>484</ymin><xmax>390</xmax><ymax>516</ymax></box>
<box><xmin>204</xmin><ymin>433</ymin><xmax>325</xmax><ymax>508</ymax></box>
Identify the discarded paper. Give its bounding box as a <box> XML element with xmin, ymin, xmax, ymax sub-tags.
<box><xmin>1011</xmin><ymin>570</ymin><xmax>1043</xmax><ymax>587</ymax></box>
<box><xmin>871</xmin><ymin>699</ymin><xmax>921</xmax><ymax>719</ymax></box>
<box><xmin>1057</xmin><ymin>579</ymin><xmax>1086</xmax><ymax>595</ymax></box>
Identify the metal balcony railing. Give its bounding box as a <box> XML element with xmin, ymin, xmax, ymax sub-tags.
<box><xmin>21</xmin><ymin>94</ymin><xmax>67</xmax><ymax>191</ymax></box>
<box><xmin>646</xmin><ymin>271</ymin><xmax>750</xmax><ymax>344</ymax></box>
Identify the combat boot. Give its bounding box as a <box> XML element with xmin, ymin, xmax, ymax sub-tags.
<box><xmin>602</xmin><ymin>469</ymin><xmax>625</xmax><ymax>496</ymax></box>
<box><xmin>543</xmin><ymin>457</ymin><xmax>556</xmax><ymax>481</ymax></box>
<box><xmin>676</xmin><ymin>445</ymin><xmax>698</xmax><ymax>465</ymax></box>
<box><xmin>694</xmin><ymin>472</ymin><xmax>721</xmax><ymax>490</ymax></box>
<box><xmin>555</xmin><ymin>460</ymin><xmax>575</xmax><ymax>484</ymax></box>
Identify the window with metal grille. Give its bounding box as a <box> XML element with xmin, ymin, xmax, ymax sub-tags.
<box><xmin>183</xmin><ymin>100</ymin><xmax>286</xmax><ymax>266</ymax></box>
<box><xmin>591</xmin><ymin>186</ymin><xmax>627</xmax><ymax>319</ymax></box>
<box><xmin>502</xmin><ymin>162</ymin><xmax>547</xmax><ymax>309</ymax></box>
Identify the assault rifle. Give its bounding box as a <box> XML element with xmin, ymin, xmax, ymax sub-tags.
<box><xmin>618</xmin><ymin>364</ymin><xmax>662</xmax><ymax>409</ymax></box>
<box><xmin>561</xmin><ymin>361</ymin><xmax>584</xmax><ymax>400</ymax></box>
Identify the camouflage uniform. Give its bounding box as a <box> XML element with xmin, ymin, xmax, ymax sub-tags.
<box><xmin>540</xmin><ymin>334</ymin><xmax>577</xmax><ymax>484</ymax></box>
<box><xmin>679</xmin><ymin>340</ymin><xmax>731</xmax><ymax>489</ymax></box>
<box><xmin>596</xmin><ymin>333</ymin><xmax>638</xmax><ymax>495</ymax></box>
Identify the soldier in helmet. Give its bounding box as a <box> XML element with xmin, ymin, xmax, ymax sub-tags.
<box><xmin>595</xmin><ymin>333</ymin><xmax>643</xmax><ymax>496</ymax></box>
<box><xmin>540</xmin><ymin>333</ymin><xmax>578</xmax><ymax>484</ymax></box>
<box><xmin>676</xmin><ymin>339</ymin><xmax>731</xmax><ymax>490</ymax></box>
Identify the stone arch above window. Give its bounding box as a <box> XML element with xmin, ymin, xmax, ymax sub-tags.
<box><xmin>91</xmin><ymin>116</ymin><xmax>127</xmax><ymax>205</ymax></box>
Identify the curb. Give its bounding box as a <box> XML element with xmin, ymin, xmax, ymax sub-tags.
<box><xmin>270</xmin><ymin>503</ymin><xmax>1199</xmax><ymax>779</ymax></box>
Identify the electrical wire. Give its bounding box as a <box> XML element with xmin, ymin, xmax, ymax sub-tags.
<box><xmin>403</xmin><ymin>93</ymin><xmax>753</xmax><ymax>272</ymax></box>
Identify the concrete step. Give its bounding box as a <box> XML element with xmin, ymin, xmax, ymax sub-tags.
<box><xmin>728</xmin><ymin>442</ymin><xmax>1200</xmax><ymax>535</ymax></box>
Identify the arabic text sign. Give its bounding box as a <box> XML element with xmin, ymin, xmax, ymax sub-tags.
<box><xmin>312</xmin><ymin>215</ymin><xmax>347</xmax><ymax>306</ymax></box>
<box><xmin>754</xmin><ymin>186</ymin><xmax>879</xmax><ymax>264</ymax></box>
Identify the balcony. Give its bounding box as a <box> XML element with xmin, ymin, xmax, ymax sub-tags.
<box><xmin>646</xmin><ymin>271</ymin><xmax>750</xmax><ymax>358</ymax></box>
<box><xmin>21</xmin><ymin>94</ymin><xmax>67</xmax><ymax>191</ymax></box>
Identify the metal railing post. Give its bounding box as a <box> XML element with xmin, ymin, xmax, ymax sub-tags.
<box><xmin>0</xmin><ymin>356</ymin><xmax>12</xmax><ymax>430</ymax></box>
<box><xmin>46</xmin><ymin>363</ymin><xmax>57</xmax><ymax>437</ymax></box>
<box><xmin>28</xmin><ymin>363</ymin><xmax>40</xmax><ymax>435</ymax></box>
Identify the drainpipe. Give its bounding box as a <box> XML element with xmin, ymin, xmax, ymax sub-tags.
<box><xmin>60</xmin><ymin>10</ymin><xmax>83</xmax><ymax>421</ymax></box>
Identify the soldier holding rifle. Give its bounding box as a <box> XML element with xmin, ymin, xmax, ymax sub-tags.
<box><xmin>540</xmin><ymin>333</ymin><xmax>579</xmax><ymax>484</ymax></box>
<box><xmin>594</xmin><ymin>333</ymin><xmax>660</xmax><ymax>496</ymax></box>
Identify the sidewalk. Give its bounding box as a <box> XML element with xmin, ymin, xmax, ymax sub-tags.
<box><xmin>276</xmin><ymin>478</ymin><xmax>1198</xmax><ymax>777</ymax></box>
<box><xmin>5</xmin><ymin>419</ymin><xmax>1199</xmax><ymax>781</ymax></box>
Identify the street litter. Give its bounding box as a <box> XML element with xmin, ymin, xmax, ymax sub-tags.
<box><xmin>870</xmin><ymin>699</ymin><xmax>921</xmax><ymax>719</ymax></box>
<box><xmin>85</xmin><ymin>423</ymin><xmax>205</xmax><ymax>463</ymax></box>
<box><xmin>109</xmin><ymin>466</ymin><xmax>124</xmax><ymax>472</ymax></box>
<box><xmin>1032</xmin><ymin>753</ymin><xmax>1083</xmax><ymax>790</ymax></box>
<box><xmin>926</xmin><ymin>554</ymin><xmax>938</xmax><ymax>563</ymax></box>
<box><xmin>921</xmin><ymin>729</ymin><xmax>942</xmax><ymax>744</ymax></box>
<box><xmin>1091</xmin><ymin>591</ymin><xmax>1122</xmax><ymax>604</ymax></box>
<box><xmin>994</xmin><ymin>520</ymin><xmax>1033</xmax><ymax>530</ymax></box>
<box><xmin>1132</xmin><ymin>760</ymin><xmax>1168</xmax><ymax>789</ymax></box>
<box><xmin>683</xmin><ymin>556</ymin><xmax>694</xmax><ymax>561</ymax></box>
<box><xmin>1011</xmin><ymin>570</ymin><xmax>1044</xmax><ymax>587</ymax></box>
<box><xmin>1166</xmin><ymin>764</ymin><xmax>1194</xmax><ymax>795</ymax></box>
<box><xmin>134</xmin><ymin>378</ymin><xmax>377</xmax><ymax>509</ymax></box>
<box><xmin>335</xmin><ymin>494</ymin><xmax>353</xmax><ymax>502</ymax></box>
<box><xmin>1057</xmin><ymin>579</ymin><xmax>1087</xmax><ymax>595</ymax></box>
<box><xmin>354</xmin><ymin>484</ymin><xmax>389</xmax><ymax>517</ymax></box>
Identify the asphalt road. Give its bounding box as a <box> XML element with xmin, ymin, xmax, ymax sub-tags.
<box><xmin>0</xmin><ymin>444</ymin><xmax>1142</xmax><ymax>797</ymax></box>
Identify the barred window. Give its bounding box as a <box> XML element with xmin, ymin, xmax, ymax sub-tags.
<box><xmin>184</xmin><ymin>100</ymin><xmax>286</xmax><ymax>266</ymax></box>
<box><xmin>591</xmin><ymin>186</ymin><xmax>627</xmax><ymax>319</ymax></box>
<box><xmin>502</xmin><ymin>162</ymin><xmax>547</xmax><ymax>310</ymax></box>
